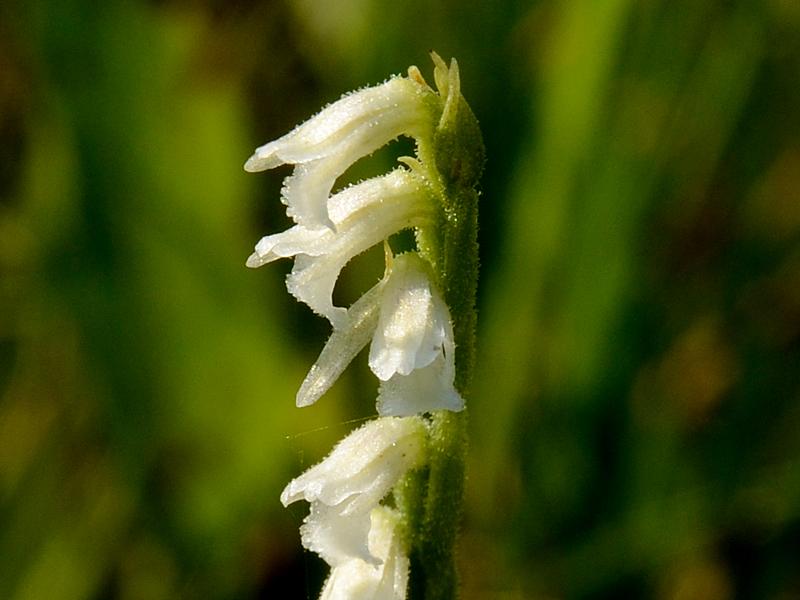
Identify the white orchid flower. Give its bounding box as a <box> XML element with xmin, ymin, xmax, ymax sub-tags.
<box><xmin>295</xmin><ymin>253</ymin><xmax>464</xmax><ymax>416</ymax></box>
<box><xmin>280</xmin><ymin>417</ymin><xmax>426</xmax><ymax>565</ymax></box>
<box><xmin>244</xmin><ymin>76</ymin><xmax>435</xmax><ymax>229</ymax></box>
<box><xmin>368</xmin><ymin>254</ymin><xmax>464</xmax><ymax>416</ymax></box>
<box><xmin>318</xmin><ymin>507</ymin><xmax>409</xmax><ymax>600</ymax></box>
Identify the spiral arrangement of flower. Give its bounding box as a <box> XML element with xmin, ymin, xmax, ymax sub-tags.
<box><xmin>245</xmin><ymin>53</ymin><xmax>483</xmax><ymax>599</ymax></box>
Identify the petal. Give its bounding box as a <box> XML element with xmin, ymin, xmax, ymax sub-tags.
<box><xmin>319</xmin><ymin>559</ymin><xmax>380</xmax><ymax>600</ymax></box>
<box><xmin>368</xmin><ymin>253</ymin><xmax>451</xmax><ymax>381</ymax></box>
<box><xmin>317</xmin><ymin>508</ymin><xmax>408</xmax><ymax>599</ymax></box>
<box><xmin>368</xmin><ymin>508</ymin><xmax>409</xmax><ymax>599</ymax></box>
<box><xmin>297</xmin><ymin>280</ymin><xmax>384</xmax><ymax>408</ymax></box>
<box><xmin>280</xmin><ymin>159</ymin><xmax>341</xmax><ymax>229</ymax></box>
<box><xmin>288</xmin><ymin>253</ymin><xmax>348</xmax><ymax>327</ymax></box>
<box><xmin>280</xmin><ymin>417</ymin><xmax>426</xmax><ymax>512</ymax></box>
<box><xmin>301</xmin><ymin>503</ymin><xmax>375</xmax><ymax>566</ymax></box>
<box><xmin>285</xmin><ymin>170</ymin><xmax>433</xmax><ymax>327</ymax></box>
<box><xmin>246</xmin><ymin>225</ymin><xmax>333</xmax><ymax>268</ymax></box>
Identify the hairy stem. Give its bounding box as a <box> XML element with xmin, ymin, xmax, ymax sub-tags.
<box><xmin>412</xmin><ymin>179</ymin><xmax>480</xmax><ymax>600</ymax></box>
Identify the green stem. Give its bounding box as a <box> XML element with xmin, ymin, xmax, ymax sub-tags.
<box><xmin>417</xmin><ymin>410</ymin><xmax>468</xmax><ymax>599</ymax></box>
<box><xmin>401</xmin><ymin>62</ymin><xmax>484</xmax><ymax>600</ymax></box>
<box><xmin>412</xmin><ymin>180</ymin><xmax>480</xmax><ymax>600</ymax></box>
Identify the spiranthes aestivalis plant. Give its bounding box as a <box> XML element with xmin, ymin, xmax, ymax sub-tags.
<box><xmin>245</xmin><ymin>52</ymin><xmax>484</xmax><ymax>600</ymax></box>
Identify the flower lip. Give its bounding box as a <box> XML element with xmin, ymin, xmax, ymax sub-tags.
<box><xmin>301</xmin><ymin>503</ymin><xmax>375</xmax><ymax>566</ymax></box>
<box><xmin>376</xmin><ymin>353</ymin><xmax>465</xmax><ymax>417</ymax></box>
<box><xmin>317</xmin><ymin>507</ymin><xmax>409</xmax><ymax>597</ymax></box>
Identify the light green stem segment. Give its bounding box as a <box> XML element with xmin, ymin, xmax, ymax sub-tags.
<box><xmin>398</xmin><ymin>68</ymin><xmax>484</xmax><ymax>599</ymax></box>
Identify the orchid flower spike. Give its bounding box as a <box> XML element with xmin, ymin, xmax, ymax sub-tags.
<box><xmin>246</xmin><ymin>52</ymin><xmax>483</xmax><ymax>600</ymax></box>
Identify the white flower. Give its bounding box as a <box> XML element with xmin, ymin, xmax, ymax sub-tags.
<box><xmin>297</xmin><ymin>253</ymin><xmax>465</xmax><ymax>416</ymax></box>
<box><xmin>246</xmin><ymin>169</ymin><xmax>434</xmax><ymax>328</ymax></box>
<box><xmin>253</xmin><ymin>54</ymin><xmax>479</xmax><ymax>600</ymax></box>
<box><xmin>368</xmin><ymin>254</ymin><xmax>464</xmax><ymax>416</ymax></box>
<box><xmin>281</xmin><ymin>417</ymin><xmax>426</xmax><ymax>565</ymax></box>
<box><xmin>319</xmin><ymin>507</ymin><xmax>409</xmax><ymax>600</ymax></box>
<box><xmin>244</xmin><ymin>76</ymin><xmax>435</xmax><ymax>229</ymax></box>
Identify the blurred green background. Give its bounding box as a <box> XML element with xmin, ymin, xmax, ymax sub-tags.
<box><xmin>1</xmin><ymin>0</ymin><xmax>799</xmax><ymax>598</ymax></box>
